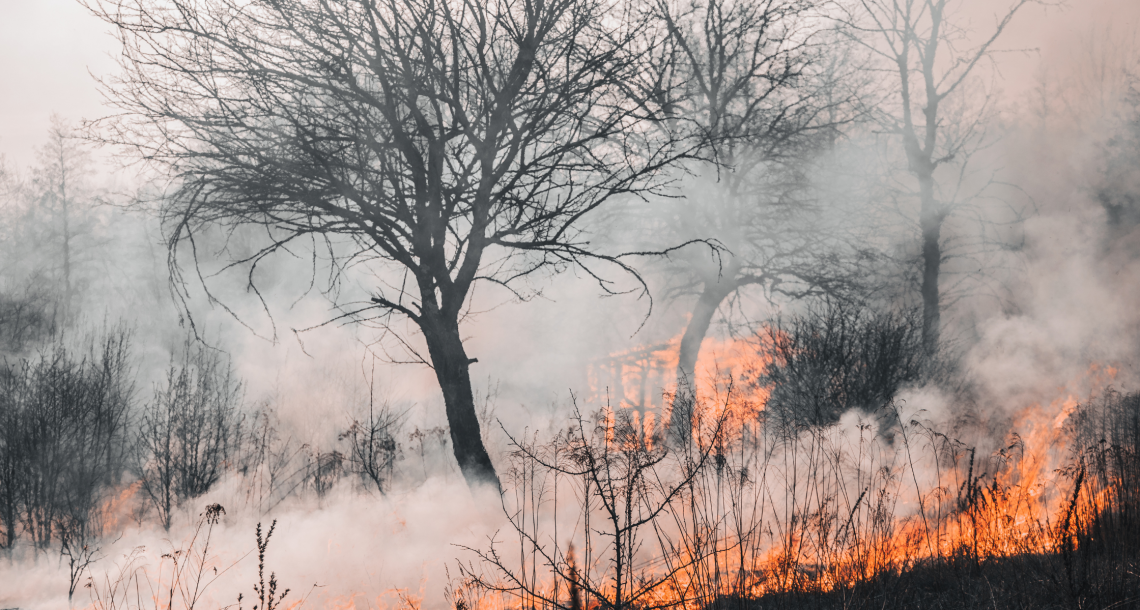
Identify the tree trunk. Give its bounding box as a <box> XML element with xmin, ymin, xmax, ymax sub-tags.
<box><xmin>61</xmin><ymin>173</ymin><xmax>71</xmax><ymax>318</ymax></box>
<box><xmin>918</xmin><ymin>174</ymin><xmax>941</xmax><ymax>359</ymax></box>
<box><xmin>419</xmin><ymin>310</ymin><xmax>501</xmax><ymax>490</ymax></box>
<box><xmin>669</xmin><ymin>276</ymin><xmax>736</xmax><ymax>442</ymax></box>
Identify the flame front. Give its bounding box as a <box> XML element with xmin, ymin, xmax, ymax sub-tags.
<box><xmin>490</xmin><ymin>338</ymin><xmax>1131</xmax><ymax>609</ymax></box>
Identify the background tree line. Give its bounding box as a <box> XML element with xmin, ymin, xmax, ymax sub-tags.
<box><xmin>0</xmin><ymin>323</ymin><xmax>409</xmax><ymax>597</ymax></box>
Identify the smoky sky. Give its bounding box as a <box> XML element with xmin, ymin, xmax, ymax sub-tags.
<box><xmin>5</xmin><ymin>2</ymin><xmax>1140</xmax><ymax>608</ymax></box>
<box><xmin>2</xmin><ymin>0</ymin><xmax>1140</xmax><ymax>170</ymax></box>
<box><xmin>0</xmin><ymin>0</ymin><xmax>117</xmax><ymax>168</ymax></box>
<box><xmin>0</xmin><ymin>0</ymin><xmax>1138</xmax><ymax>425</ymax></box>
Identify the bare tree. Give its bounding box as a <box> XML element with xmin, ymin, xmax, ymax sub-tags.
<box><xmin>0</xmin><ymin>283</ymin><xmax>55</xmax><ymax>357</ymax></box>
<box><xmin>1094</xmin><ymin>77</ymin><xmax>1140</xmax><ymax>230</ymax></box>
<box><xmin>1</xmin><ymin>117</ymin><xmax>106</xmax><ymax>338</ymax></box>
<box><xmin>839</xmin><ymin>0</ymin><xmax>1040</xmax><ymax>357</ymax></box>
<box><xmin>0</xmin><ymin>361</ymin><xmax>28</xmax><ymax>551</ymax></box>
<box><xmin>620</xmin><ymin>0</ymin><xmax>867</xmax><ymax>438</ymax></box>
<box><xmin>87</xmin><ymin>0</ymin><xmax>688</xmax><ymax>489</ymax></box>
<box><xmin>1</xmin><ymin>147</ymin><xmax>60</xmax><ymax>354</ymax></box>
<box><xmin>33</xmin><ymin>116</ymin><xmax>98</xmax><ymax>321</ymax></box>
<box><xmin>0</xmin><ymin>330</ymin><xmax>133</xmax><ymax>554</ymax></box>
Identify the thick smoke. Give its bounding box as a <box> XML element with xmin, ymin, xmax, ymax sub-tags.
<box><xmin>5</xmin><ymin>1</ymin><xmax>1140</xmax><ymax>609</ymax></box>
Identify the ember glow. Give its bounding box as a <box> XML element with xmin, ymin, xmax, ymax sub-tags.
<box><xmin>587</xmin><ymin>334</ymin><xmax>773</xmax><ymax>424</ymax></box>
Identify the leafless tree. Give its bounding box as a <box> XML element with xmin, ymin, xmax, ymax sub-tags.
<box><xmin>1094</xmin><ymin>81</ymin><xmax>1140</xmax><ymax>231</ymax></box>
<box><xmin>0</xmin><ymin>147</ymin><xmax>60</xmax><ymax>354</ymax></box>
<box><xmin>33</xmin><ymin>117</ymin><xmax>94</xmax><ymax>319</ymax></box>
<box><xmin>1</xmin><ymin>117</ymin><xmax>109</xmax><ymax>343</ymax></box>
<box><xmin>86</xmin><ymin>0</ymin><xmax>690</xmax><ymax>489</ymax></box>
<box><xmin>0</xmin><ymin>361</ymin><xmax>27</xmax><ymax>550</ymax></box>
<box><xmin>0</xmin><ymin>283</ymin><xmax>56</xmax><ymax>357</ymax></box>
<box><xmin>838</xmin><ymin>0</ymin><xmax>1041</xmax><ymax>357</ymax></box>
<box><xmin>0</xmin><ymin>330</ymin><xmax>133</xmax><ymax>555</ymax></box>
<box><xmin>616</xmin><ymin>0</ymin><xmax>869</xmax><ymax>439</ymax></box>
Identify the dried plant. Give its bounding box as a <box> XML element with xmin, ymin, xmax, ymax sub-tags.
<box><xmin>341</xmin><ymin>399</ymin><xmax>403</xmax><ymax>494</ymax></box>
<box><xmin>88</xmin><ymin>504</ymin><xmax>241</xmax><ymax>610</ymax></box>
<box><xmin>238</xmin><ymin>520</ymin><xmax>289</xmax><ymax>610</ymax></box>
<box><xmin>463</xmin><ymin>398</ymin><xmax>725</xmax><ymax>609</ymax></box>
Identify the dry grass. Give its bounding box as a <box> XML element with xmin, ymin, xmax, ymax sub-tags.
<box><xmin>461</xmin><ymin>385</ymin><xmax>1140</xmax><ymax>610</ymax></box>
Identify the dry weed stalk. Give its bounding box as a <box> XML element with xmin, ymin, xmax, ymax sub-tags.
<box><xmin>88</xmin><ymin>504</ymin><xmax>239</xmax><ymax>610</ymax></box>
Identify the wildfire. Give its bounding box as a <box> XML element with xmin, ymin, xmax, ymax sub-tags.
<box><xmin>82</xmin><ymin>343</ymin><xmax>1128</xmax><ymax>610</ymax></box>
<box><xmin>543</xmin><ymin>338</ymin><xmax>1130</xmax><ymax>609</ymax></box>
<box><xmin>587</xmin><ymin>333</ymin><xmax>774</xmax><ymax>434</ymax></box>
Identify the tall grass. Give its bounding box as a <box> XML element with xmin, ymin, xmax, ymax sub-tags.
<box><xmin>2</xmin><ymin>309</ymin><xmax>1137</xmax><ymax>609</ymax></box>
<box><xmin>462</xmin><ymin>383</ymin><xmax>1140</xmax><ymax>610</ymax></box>
<box><xmin>87</xmin><ymin>507</ymin><xmax>290</xmax><ymax>610</ymax></box>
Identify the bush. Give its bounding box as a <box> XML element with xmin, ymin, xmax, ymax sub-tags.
<box><xmin>136</xmin><ymin>336</ymin><xmax>243</xmax><ymax>529</ymax></box>
<box><xmin>0</xmin><ymin>328</ymin><xmax>133</xmax><ymax>565</ymax></box>
<box><xmin>757</xmin><ymin>302</ymin><xmax>924</xmax><ymax>434</ymax></box>
<box><xmin>341</xmin><ymin>400</ymin><xmax>402</xmax><ymax>494</ymax></box>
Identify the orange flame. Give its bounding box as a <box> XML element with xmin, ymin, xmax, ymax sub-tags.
<box><xmin>568</xmin><ymin>338</ymin><xmax>1125</xmax><ymax>607</ymax></box>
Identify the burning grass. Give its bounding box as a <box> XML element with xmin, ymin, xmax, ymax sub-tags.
<box><xmin>456</xmin><ymin>356</ymin><xmax>1140</xmax><ymax>610</ymax></box>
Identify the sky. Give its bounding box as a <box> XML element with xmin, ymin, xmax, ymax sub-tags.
<box><xmin>2</xmin><ymin>0</ymin><xmax>1140</xmax><ymax>426</ymax></box>
<box><xmin>0</xmin><ymin>0</ymin><xmax>118</xmax><ymax>168</ymax></box>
